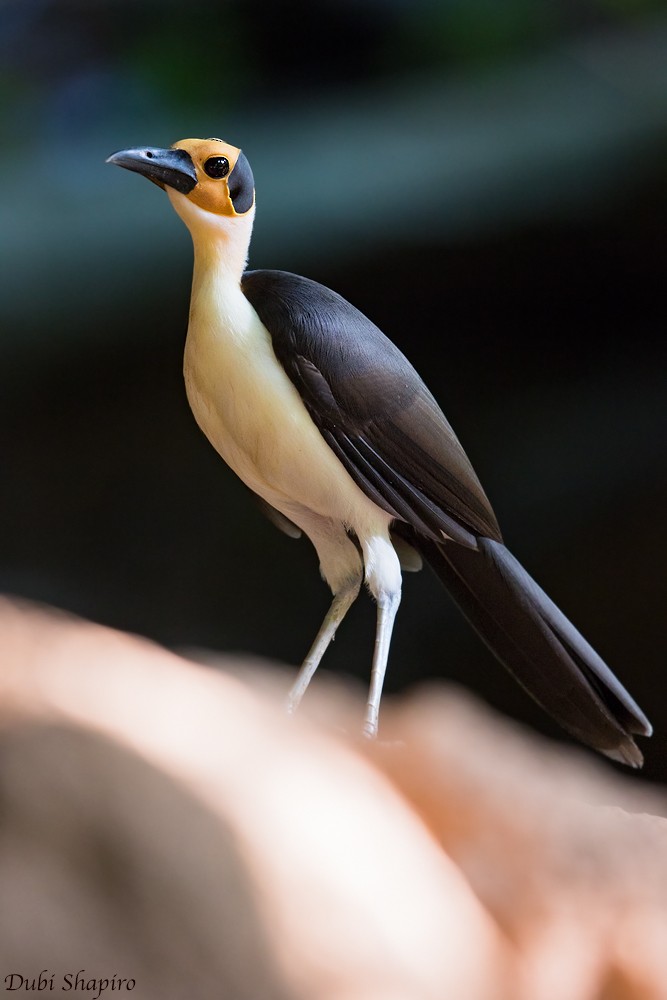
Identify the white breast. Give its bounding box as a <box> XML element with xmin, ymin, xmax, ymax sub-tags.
<box><xmin>182</xmin><ymin>268</ymin><xmax>387</xmax><ymax>537</ymax></box>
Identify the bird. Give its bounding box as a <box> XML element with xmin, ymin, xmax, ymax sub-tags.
<box><xmin>107</xmin><ymin>137</ymin><xmax>651</xmax><ymax>766</ymax></box>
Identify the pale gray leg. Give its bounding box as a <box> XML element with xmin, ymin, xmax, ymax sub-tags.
<box><xmin>363</xmin><ymin>590</ymin><xmax>401</xmax><ymax>738</ymax></box>
<box><xmin>287</xmin><ymin>576</ymin><xmax>361</xmax><ymax>714</ymax></box>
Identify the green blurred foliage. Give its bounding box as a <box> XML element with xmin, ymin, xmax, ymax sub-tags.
<box><xmin>121</xmin><ymin>8</ymin><xmax>258</xmax><ymax>113</ymax></box>
<box><xmin>3</xmin><ymin>0</ymin><xmax>666</xmax><ymax>117</ymax></box>
<box><xmin>391</xmin><ymin>0</ymin><xmax>560</xmax><ymax>71</ymax></box>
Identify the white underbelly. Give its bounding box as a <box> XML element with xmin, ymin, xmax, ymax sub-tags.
<box><xmin>183</xmin><ymin>307</ymin><xmax>384</xmax><ymax>534</ymax></box>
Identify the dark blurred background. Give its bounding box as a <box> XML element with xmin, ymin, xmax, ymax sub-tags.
<box><xmin>1</xmin><ymin>0</ymin><xmax>666</xmax><ymax>777</ymax></box>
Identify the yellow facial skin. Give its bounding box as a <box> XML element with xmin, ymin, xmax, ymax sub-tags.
<box><xmin>172</xmin><ymin>137</ymin><xmax>253</xmax><ymax>217</ymax></box>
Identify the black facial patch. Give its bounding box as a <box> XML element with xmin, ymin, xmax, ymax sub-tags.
<box><xmin>229</xmin><ymin>151</ymin><xmax>254</xmax><ymax>214</ymax></box>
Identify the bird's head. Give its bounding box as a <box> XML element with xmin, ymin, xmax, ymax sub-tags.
<box><xmin>107</xmin><ymin>137</ymin><xmax>255</xmax><ymax>248</ymax></box>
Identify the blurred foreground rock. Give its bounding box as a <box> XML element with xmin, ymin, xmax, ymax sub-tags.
<box><xmin>0</xmin><ymin>597</ymin><xmax>665</xmax><ymax>1000</ymax></box>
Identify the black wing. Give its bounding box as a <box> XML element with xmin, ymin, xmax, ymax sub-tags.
<box><xmin>242</xmin><ymin>270</ymin><xmax>651</xmax><ymax>762</ymax></box>
<box><xmin>242</xmin><ymin>269</ymin><xmax>501</xmax><ymax>547</ymax></box>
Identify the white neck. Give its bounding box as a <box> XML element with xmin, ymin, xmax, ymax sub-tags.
<box><xmin>167</xmin><ymin>189</ymin><xmax>255</xmax><ymax>288</ymax></box>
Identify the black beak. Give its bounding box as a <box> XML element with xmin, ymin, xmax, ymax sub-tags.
<box><xmin>106</xmin><ymin>146</ymin><xmax>198</xmax><ymax>195</ymax></box>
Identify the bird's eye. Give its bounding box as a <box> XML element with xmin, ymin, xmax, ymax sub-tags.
<box><xmin>204</xmin><ymin>156</ymin><xmax>230</xmax><ymax>179</ymax></box>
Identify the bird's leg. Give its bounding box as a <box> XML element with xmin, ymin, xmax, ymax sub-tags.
<box><xmin>358</xmin><ymin>533</ymin><xmax>403</xmax><ymax>738</ymax></box>
<box><xmin>363</xmin><ymin>589</ymin><xmax>401</xmax><ymax>738</ymax></box>
<box><xmin>287</xmin><ymin>575</ymin><xmax>361</xmax><ymax>714</ymax></box>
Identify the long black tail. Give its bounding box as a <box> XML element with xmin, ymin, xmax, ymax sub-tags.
<box><xmin>412</xmin><ymin>534</ymin><xmax>651</xmax><ymax>766</ymax></box>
